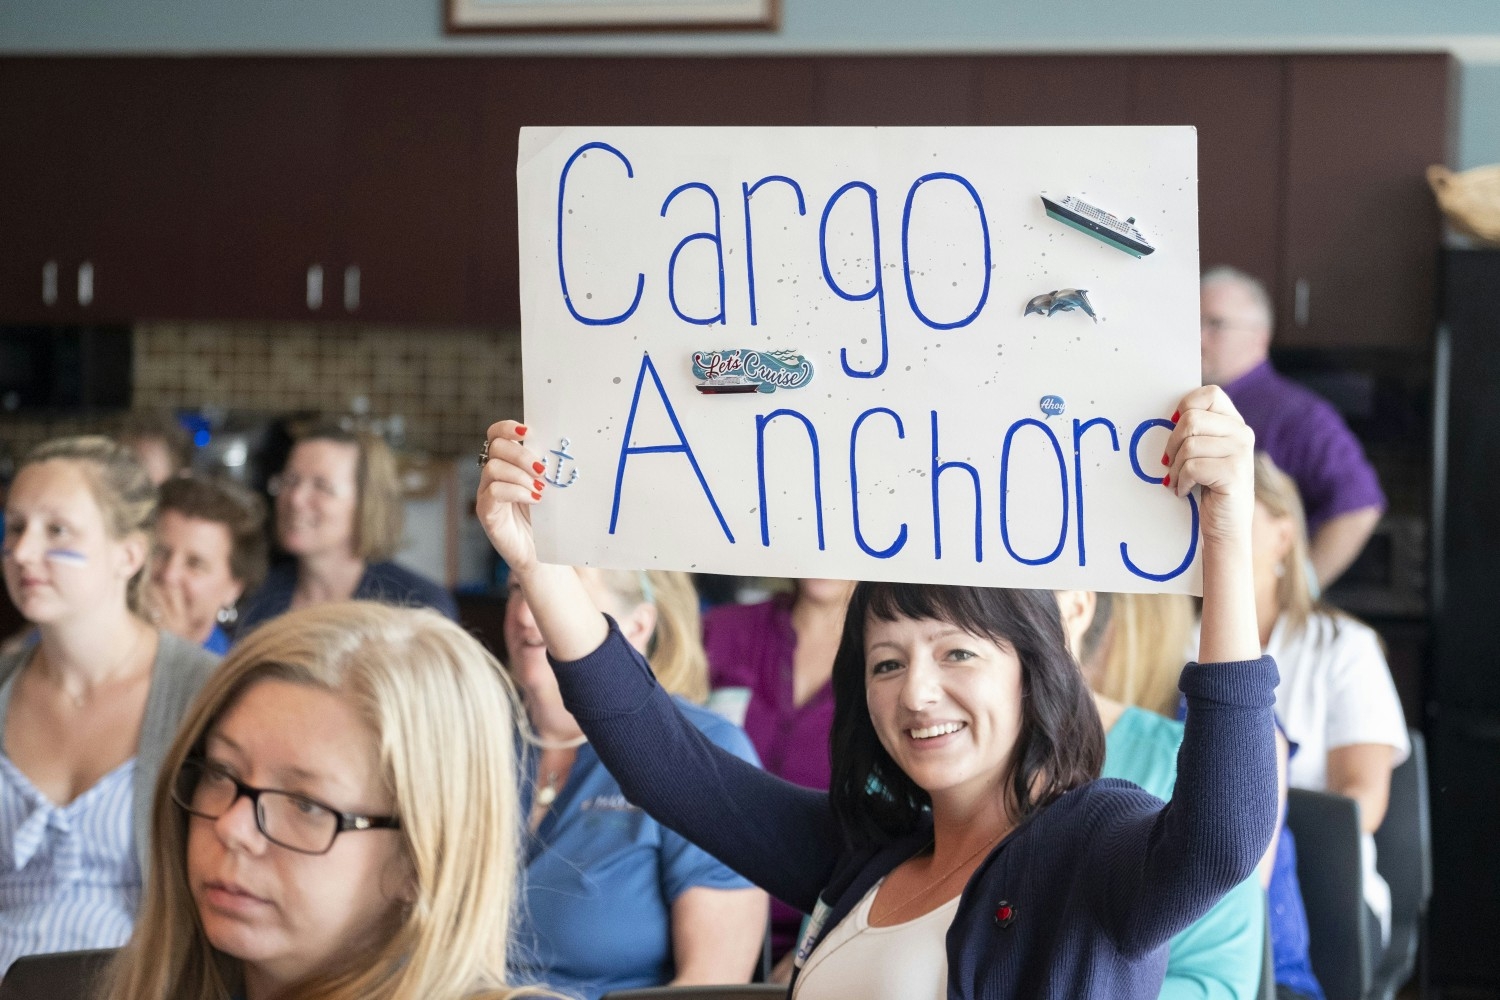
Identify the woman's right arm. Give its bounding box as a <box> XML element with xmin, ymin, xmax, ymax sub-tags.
<box><xmin>478</xmin><ymin>420</ymin><xmax>843</xmax><ymax>911</ymax></box>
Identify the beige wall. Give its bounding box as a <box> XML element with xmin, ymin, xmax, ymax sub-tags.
<box><xmin>2</xmin><ymin>323</ymin><xmax>524</xmax><ymax>461</ymax></box>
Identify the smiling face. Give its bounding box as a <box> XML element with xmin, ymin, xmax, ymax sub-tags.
<box><xmin>862</xmin><ymin>615</ymin><xmax>1024</xmax><ymax>810</ymax></box>
<box><xmin>1</xmin><ymin>459</ymin><xmax>143</xmax><ymax>626</ymax></box>
<box><xmin>152</xmin><ymin>510</ymin><xmax>245</xmax><ymax>643</ymax></box>
<box><xmin>275</xmin><ymin>440</ymin><xmax>360</xmax><ymax>561</ymax></box>
<box><xmin>186</xmin><ymin>678</ymin><xmax>408</xmax><ymax>997</ymax></box>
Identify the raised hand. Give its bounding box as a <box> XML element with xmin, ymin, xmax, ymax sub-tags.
<box><xmin>476</xmin><ymin>420</ymin><xmax>546</xmax><ymax>577</ymax></box>
<box><xmin>1162</xmin><ymin>385</ymin><xmax>1256</xmax><ymax>550</ymax></box>
<box><xmin>1162</xmin><ymin>386</ymin><xmax>1259</xmax><ymax>664</ymax></box>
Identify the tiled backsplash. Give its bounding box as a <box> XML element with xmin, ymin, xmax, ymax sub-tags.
<box><xmin>2</xmin><ymin>322</ymin><xmax>524</xmax><ymax>461</ymax></box>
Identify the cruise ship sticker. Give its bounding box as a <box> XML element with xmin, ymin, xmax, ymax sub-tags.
<box><xmin>1024</xmin><ymin>289</ymin><xmax>1097</xmax><ymax>322</ymax></box>
<box><xmin>692</xmin><ymin>349</ymin><xmax>815</xmax><ymax>395</ymax></box>
<box><xmin>1040</xmin><ymin>195</ymin><xmax>1156</xmax><ymax>258</ymax></box>
<box><xmin>1039</xmin><ymin>395</ymin><xmax>1066</xmax><ymax>418</ymax></box>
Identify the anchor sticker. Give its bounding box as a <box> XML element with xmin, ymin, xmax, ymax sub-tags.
<box><xmin>544</xmin><ymin>438</ymin><xmax>580</xmax><ymax>488</ymax></box>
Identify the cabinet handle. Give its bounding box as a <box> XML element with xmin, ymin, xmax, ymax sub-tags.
<box><xmin>1294</xmin><ymin>278</ymin><xmax>1310</xmax><ymax>328</ymax></box>
<box><xmin>306</xmin><ymin>265</ymin><xmax>324</xmax><ymax>311</ymax></box>
<box><xmin>343</xmin><ymin>265</ymin><xmax>360</xmax><ymax>312</ymax></box>
<box><xmin>77</xmin><ymin>261</ymin><xmax>94</xmax><ymax>307</ymax></box>
<box><xmin>42</xmin><ymin>261</ymin><xmax>58</xmax><ymax>306</ymax></box>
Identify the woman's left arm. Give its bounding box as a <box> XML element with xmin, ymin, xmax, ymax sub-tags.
<box><xmin>669</xmin><ymin>886</ymin><xmax>770</xmax><ymax>986</ymax></box>
<box><xmin>1327</xmin><ymin>743</ymin><xmax>1397</xmax><ymax>834</ymax></box>
<box><xmin>1094</xmin><ymin>387</ymin><xmax>1279</xmax><ymax>955</ymax></box>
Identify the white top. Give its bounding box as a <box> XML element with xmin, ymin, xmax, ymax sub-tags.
<box><xmin>1266</xmin><ymin>610</ymin><xmax>1410</xmax><ymax>942</ymax></box>
<box><xmin>0</xmin><ymin>754</ymin><xmax>141</xmax><ymax>974</ymax></box>
<box><xmin>793</xmin><ymin>878</ymin><xmax>959</xmax><ymax>1000</ymax></box>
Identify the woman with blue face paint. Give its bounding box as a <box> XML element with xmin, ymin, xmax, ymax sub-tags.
<box><xmin>0</xmin><ymin>437</ymin><xmax>218</xmax><ymax>972</ymax></box>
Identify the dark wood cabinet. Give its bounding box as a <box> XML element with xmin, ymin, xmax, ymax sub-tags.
<box><xmin>1132</xmin><ymin>56</ymin><xmax>1285</xmax><ymax>297</ymax></box>
<box><xmin>1278</xmin><ymin>55</ymin><xmax>1452</xmax><ymax>348</ymax></box>
<box><xmin>191</xmin><ymin>60</ymin><xmax>347</xmax><ymax>321</ymax></box>
<box><xmin>0</xmin><ymin>59</ymin><xmax>204</xmax><ymax>323</ymax></box>
<box><xmin>336</xmin><ymin>60</ymin><xmax>485</xmax><ymax>324</ymax></box>
<box><xmin>0</xmin><ymin>54</ymin><xmax>1453</xmax><ymax>341</ymax></box>
<box><xmin>192</xmin><ymin>59</ymin><xmax>487</xmax><ymax>325</ymax></box>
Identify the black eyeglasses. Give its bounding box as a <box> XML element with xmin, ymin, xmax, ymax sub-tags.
<box><xmin>172</xmin><ymin>757</ymin><xmax>400</xmax><ymax>855</ymax></box>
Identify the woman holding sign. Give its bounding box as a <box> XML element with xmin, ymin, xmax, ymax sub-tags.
<box><xmin>476</xmin><ymin>385</ymin><xmax>1277</xmax><ymax>999</ymax></box>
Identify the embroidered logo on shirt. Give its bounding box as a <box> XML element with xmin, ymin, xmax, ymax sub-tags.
<box><xmin>578</xmin><ymin>794</ymin><xmax>640</xmax><ymax>813</ymax></box>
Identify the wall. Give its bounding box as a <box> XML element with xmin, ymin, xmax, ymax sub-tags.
<box><xmin>3</xmin><ymin>1</ymin><xmax>1500</xmax><ymax>166</ymax></box>
<box><xmin>0</xmin><ymin>323</ymin><xmax>523</xmax><ymax>461</ymax></box>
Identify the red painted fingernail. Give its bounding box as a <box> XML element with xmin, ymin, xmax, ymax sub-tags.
<box><xmin>533</xmin><ymin>461</ymin><xmax>546</xmax><ymax>474</ymax></box>
<box><xmin>1170</xmin><ymin>410</ymin><xmax>1180</xmax><ymax>424</ymax></box>
<box><xmin>1163</xmin><ymin>474</ymin><xmax>1171</xmax><ymax>487</ymax></box>
<box><xmin>531</xmin><ymin>491</ymin><xmax>542</xmax><ymax>501</ymax></box>
<box><xmin>533</xmin><ymin>479</ymin><xmax>545</xmax><ymax>491</ymax></box>
<box><xmin>516</xmin><ymin>424</ymin><xmax>528</xmax><ymax>436</ymax></box>
<box><xmin>1161</xmin><ymin>453</ymin><xmax>1170</xmax><ymax>466</ymax></box>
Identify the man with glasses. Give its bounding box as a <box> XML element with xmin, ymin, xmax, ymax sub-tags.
<box><xmin>1201</xmin><ymin>266</ymin><xmax>1385</xmax><ymax>587</ymax></box>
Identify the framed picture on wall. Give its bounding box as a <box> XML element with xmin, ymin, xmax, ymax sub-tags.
<box><xmin>445</xmin><ymin>0</ymin><xmax>779</xmax><ymax>33</ymax></box>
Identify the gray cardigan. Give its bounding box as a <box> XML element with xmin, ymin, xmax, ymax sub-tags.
<box><xmin>0</xmin><ymin>630</ymin><xmax>218</xmax><ymax>876</ymax></box>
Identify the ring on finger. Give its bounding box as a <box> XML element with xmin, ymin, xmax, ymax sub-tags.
<box><xmin>477</xmin><ymin>438</ymin><xmax>491</xmax><ymax>468</ymax></box>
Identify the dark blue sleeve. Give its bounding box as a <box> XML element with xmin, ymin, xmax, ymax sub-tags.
<box><xmin>552</xmin><ymin>619</ymin><xmax>844</xmax><ymax>914</ymax></box>
<box><xmin>658</xmin><ymin>708</ymin><xmax>762</xmax><ymax>900</ymax></box>
<box><xmin>1088</xmin><ymin>656</ymin><xmax>1281</xmax><ymax>957</ymax></box>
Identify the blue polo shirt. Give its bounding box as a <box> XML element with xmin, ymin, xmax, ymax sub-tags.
<box><xmin>514</xmin><ymin>699</ymin><xmax>760</xmax><ymax>1000</ymax></box>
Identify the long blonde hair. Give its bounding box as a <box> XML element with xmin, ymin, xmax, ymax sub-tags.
<box><xmin>1082</xmin><ymin>592</ymin><xmax>1197</xmax><ymax>719</ymax></box>
<box><xmin>21</xmin><ymin>436</ymin><xmax>157</xmax><ymax>614</ymax></box>
<box><xmin>1253</xmin><ymin>451</ymin><xmax>1315</xmax><ymax>635</ymax></box>
<box><xmin>104</xmin><ymin>602</ymin><xmax>551</xmax><ymax>1000</ymax></box>
<box><xmin>591</xmin><ymin>569</ymin><xmax>709</xmax><ymax>703</ymax></box>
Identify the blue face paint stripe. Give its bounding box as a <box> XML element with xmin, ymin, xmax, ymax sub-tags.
<box><xmin>44</xmin><ymin>549</ymin><xmax>89</xmax><ymax>566</ymax></box>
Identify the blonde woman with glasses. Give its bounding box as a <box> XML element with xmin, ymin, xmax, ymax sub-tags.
<box><xmin>102</xmin><ymin>601</ymin><xmax>551</xmax><ymax>1000</ymax></box>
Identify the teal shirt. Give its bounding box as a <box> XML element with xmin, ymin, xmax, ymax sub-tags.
<box><xmin>1103</xmin><ymin>706</ymin><xmax>1266</xmax><ymax>1000</ymax></box>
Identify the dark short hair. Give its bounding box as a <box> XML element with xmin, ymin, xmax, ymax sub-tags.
<box><xmin>829</xmin><ymin>584</ymin><xmax>1105</xmax><ymax>847</ymax></box>
<box><xmin>157</xmin><ymin>475</ymin><xmax>270</xmax><ymax>593</ymax></box>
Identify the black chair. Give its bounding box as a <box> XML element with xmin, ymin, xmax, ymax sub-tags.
<box><xmin>1259</xmin><ymin>905</ymin><xmax>1277</xmax><ymax>1000</ymax></box>
<box><xmin>602</xmin><ymin>987</ymin><xmax>787</xmax><ymax>1000</ymax></box>
<box><xmin>1285</xmin><ymin>788</ymin><xmax>1372</xmax><ymax>1000</ymax></box>
<box><xmin>0</xmin><ymin>948</ymin><xmax>116</xmax><ymax>999</ymax></box>
<box><xmin>1369</xmin><ymin>730</ymin><xmax>1432</xmax><ymax>1000</ymax></box>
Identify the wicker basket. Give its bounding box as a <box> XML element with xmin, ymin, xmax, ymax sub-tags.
<box><xmin>1428</xmin><ymin>164</ymin><xmax>1500</xmax><ymax>245</ymax></box>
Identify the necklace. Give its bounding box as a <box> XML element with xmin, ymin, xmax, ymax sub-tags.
<box><xmin>36</xmin><ymin>624</ymin><xmax>148</xmax><ymax>709</ymax></box>
<box><xmin>536</xmin><ymin>770</ymin><xmax>563</xmax><ymax>807</ymax></box>
<box><xmin>871</xmin><ymin>828</ymin><xmax>1006</xmax><ymax>925</ymax></box>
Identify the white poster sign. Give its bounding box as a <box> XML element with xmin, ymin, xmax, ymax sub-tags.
<box><xmin>517</xmin><ymin>126</ymin><xmax>1203</xmax><ymax>593</ymax></box>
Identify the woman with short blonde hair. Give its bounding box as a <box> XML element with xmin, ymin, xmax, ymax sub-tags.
<box><xmin>104</xmin><ymin>601</ymin><xmax>549</xmax><ymax>1000</ymax></box>
<box><xmin>237</xmin><ymin>426</ymin><xmax>455</xmax><ymax>635</ymax></box>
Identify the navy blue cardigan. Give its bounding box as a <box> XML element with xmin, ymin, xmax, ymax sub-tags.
<box><xmin>553</xmin><ymin>622</ymin><xmax>1279</xmax><ymax>1000</ymax></box>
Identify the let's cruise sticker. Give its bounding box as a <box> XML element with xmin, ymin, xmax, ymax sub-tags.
<box><xmin>516</xmin><ymin>126</ymin><xmax>1201</xmax><ymax>594</ymax></box>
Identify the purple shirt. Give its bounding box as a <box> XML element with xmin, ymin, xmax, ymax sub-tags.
<box><xmin>1225</xmin><ymin>361</ymin><xmax>1386</xmax><ymax>533</ymax></box>
<box><xmin>702</xmin><ymin>594</ymin><xmax>835</xmax><ymax>959</ymax></box>
<box><xmin>703</xmin><ymin>595</ymin><xmax>834</xmax><ymax>792</ymax></box>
